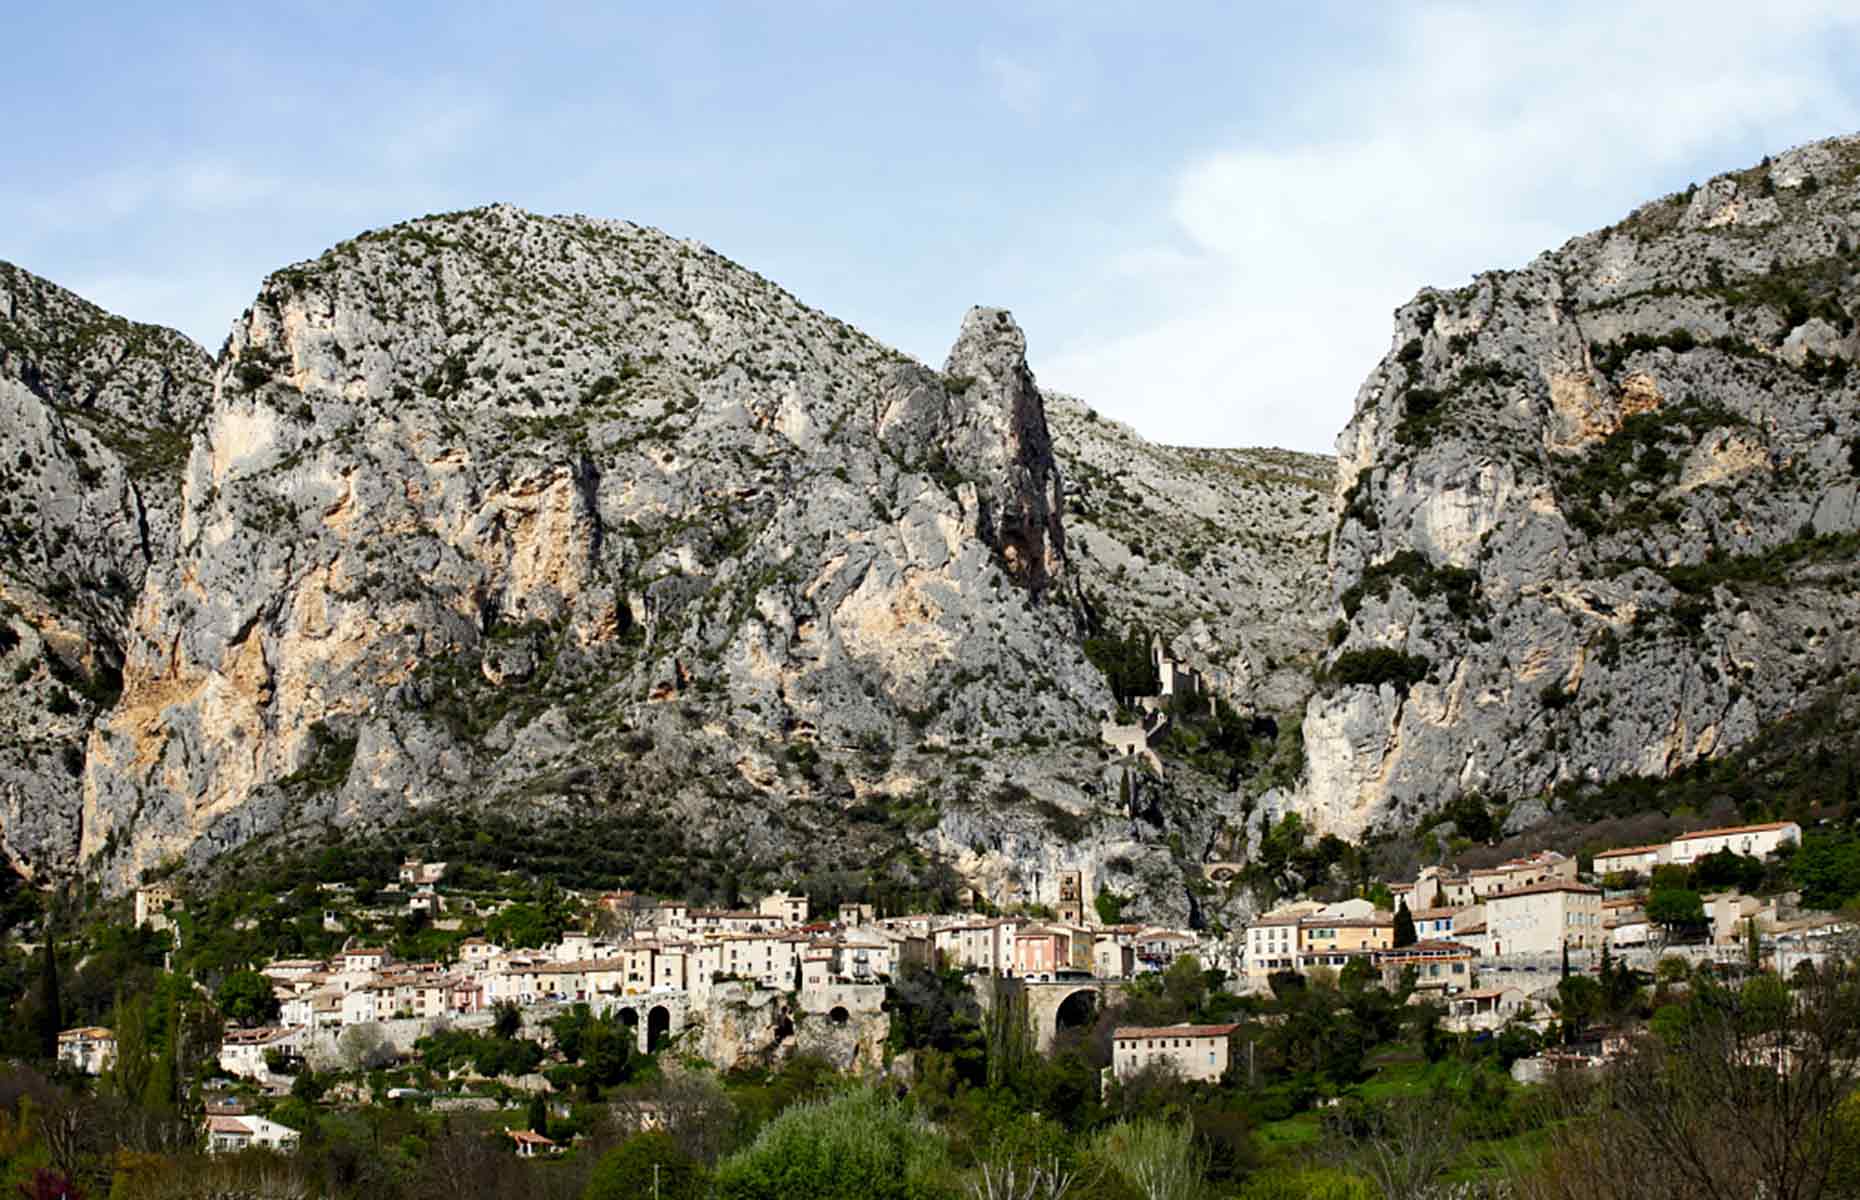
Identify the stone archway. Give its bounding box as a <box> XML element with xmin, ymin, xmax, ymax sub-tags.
<box><xmin>647</xmin><ymin>1005</ymin><xmax>671</xmax><ymax>1053</ymax></box>
<box><xmin>1054</xmin><ymin>988</ymin><xmax>1098</xmax><ymax>1040</ymax></box>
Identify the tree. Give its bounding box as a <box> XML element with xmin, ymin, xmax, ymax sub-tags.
<box><xmin>713</xmin><ymin>1088</ymin><xmax>950</xmax><ymax>1200</ymax></box>
<box><xmin>585</xmin><ymin>1131</ymin><xmax>708</xmax><ymax>1200</ymax></box>
<box><xmin>1354</xmin><ymin>1101</ymin><xmax>1466</xmax><ymax>1200</ymax></box>
<box><xmin>216</xmin><ymin>969</ymin><xmax>281</xmax><ymax>1026</ymax></box>
<box><xmin>1160</xmin><ymin>954</ymin><xmax>1207</xmax><ymax>1019</ymax></box>
<box><xmin>493</xmin><ymin>1001</ymin><xmax>523</xmax><ymax>1040</ymax></box>
<box><xmin>1392</xmin><ymin>900</ymin><xmax>1417</xmax><ymax>949</ymax></box>
<box><xmin>527</xmin><ymin>1093</ymin><xmax>548</xmax><ymax>1136</ymax></box>
<box><xmin>1520</xmin><ymin>960</ymin><xmax>1860</xmax><ymax>1200</ymax></box>
<box><xmin>1648</xmin><ymin>889</ymin><xmax>1708</xmax><ymax>942</ymax></box>
<box><xmin>339</xmin><ymin>1022</ymin><xmax>395</xmax><ymax>1071</ymax></box>
<box><xmin>34</xmin><ymin>939</ymin><xmax>61</xmax><ymax>1061</ymax></box>
<box><xmin>1090</xmin><ymin>1118</ymin><xmax>1205</xmax><ymax>1200</ymax></box>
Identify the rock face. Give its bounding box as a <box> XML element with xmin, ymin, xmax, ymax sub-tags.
<box><xmin>0</xmin><ymin>206</ymin><xmax>1334</xmax><ymax>925</ymax></box>
<box><xmin>1047</xmin><ymin>395</ymin><xmax>1332</xmax><ymax>715</ymax></box>
<box><xmin>0</xmin><ymin>263</ymin><xmax>212</xmax><ymax>877</ymax></box>
<box><xmin>1289</xmin><ymin>134</ymin><xmax>1860</xmax><ymax>841</ymax></box>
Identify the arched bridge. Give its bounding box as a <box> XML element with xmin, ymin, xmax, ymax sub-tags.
<box><xmin>590</xmin><ymin>992</ymin><xmax>690</xmax><ymax>1053</ymax></box>
<box><xmin>1020</xmin><ymin>979</ymin><xmax>1131</xmax><ymax>1052</ymax></box>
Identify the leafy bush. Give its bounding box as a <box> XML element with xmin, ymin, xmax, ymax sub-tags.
<box><xmin>713</xmin><ymin>1088</ymin><xmax>954</xmax><ymax>1200</ymax></box>
<box><xmin>1327</xmin><ymin>650</ymin><xmax>1431</xmax><ymax>695</ymax></box>
<box><xmin>586</xmin><ymin>1131</ymin><xmax>708</xmax><ymax>1200</ymax></box>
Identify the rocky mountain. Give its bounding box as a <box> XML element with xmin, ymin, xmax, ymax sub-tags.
<box><xmin>1284</xmin><ymin>133</ymin><xmax>1860</xmax><ymax>844</ymax></box>
<box><xmin>1047</xmin><ymin>396</ymin><xmax>1332</xmax><ymax>716</ymax></box>
<box><xmin>0</xmin><ymin>265</ymin><xmax>213</xmax><ymax>877</ymax></box>
<box><xmin>0</xmin><ymin>207</ymin><xmax>1333</xmax><ymax>926</ymax></box>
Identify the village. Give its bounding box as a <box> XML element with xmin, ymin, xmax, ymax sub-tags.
<box><xmin>46</xmin><ymin>806</ymin><xmax>1847</xmax><ymax>1157</ymax></box>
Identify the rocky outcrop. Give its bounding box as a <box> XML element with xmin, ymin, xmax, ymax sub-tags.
<box><xmin>0</xmin><ymin>263</ymin><xmax>212</xmax><ymax>877</ymax></box>
<box><xmin>1046</xmin><ymin>395</ymin><xmax>1332</xmax><ymax>716</ymax></box>
<box><xmin>0</xmin><ymin>207</ymin><xmax>1331</xmax><ymax>929</ymax></box>
<box><xmin>1288</xmin><ymin>133</ymin><xmax>1860</xmax><ymax>841</ymax></box>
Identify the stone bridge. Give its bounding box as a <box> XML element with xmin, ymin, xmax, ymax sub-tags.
<box><xmin>1021</xmin><ymin>978</ymin><xmax>1131</xmax><ymax>1052</ymax></box>
<box><xmin>587</xmin><ymin>991</ymin><xmax>692</xmax><ymax>1053</ymax></box>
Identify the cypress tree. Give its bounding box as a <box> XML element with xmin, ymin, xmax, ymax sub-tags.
<box><xmin>1393</xmin><ymin>899</ymin><xmax>1417</xmax><ymax>948</ymax></box>
<box><xmin>35</xmin><ymin>938</ymin><xmax>61</xmax><ymax>1061</ymax></box>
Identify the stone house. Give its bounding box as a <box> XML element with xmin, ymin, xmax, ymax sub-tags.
<box><xmin>1704</xmin><ymin>892</ymin><xmax>1768</xmax><ymax>946</ymax></box>
<box><xmin>1133</xmin><ymin>929</ymin><xmax>1197</xmax><ymax>972</ymax></box>
<box><xmin>1470</xmin><ymin>851</ymin><xmax>1577</xmax><ymax>900</ymax></box>
<box><xmin>758</xmin><ymin>890</ymin><xmax>810</xmax><ymax>925</ymax></box>
<box><xmin>1243</xmin><ymin>909</ymin><xmax>1314</xmax><ymax>981</ymax></box>
<box><xmin>1151</xmin><ymin>637</ymin><xmax>1203</xmax><ymax>700</ymax></box>
<box><xmin>1669</xmin><ymin>821</ymin><xmax>1801</xmax><ymax>864</ymax></box>
<box><xmin>933</xmin><ymin>918</ymin><xmax>1021</xmax><ymax>974</ymax></box>
<box><xmin>334</xmin><ymin>947</ymin><xmax>392</xmax><ymax>975</ymax></box>
<box><xmin>206</xmin><ymin>1115</ymin><xmax>300</xmax><ymax>1154</ymax></box>
<box><xmin>261</xmin><ymin>959</ymin><xmax>326</xmax><ymax>984</ymax></box>
<box><xmin>1013</xmin><ymin>924</ymin><xmax>1091</xmax><ymax>977</ymax></box>
<box><xmin>1593</xmin><ymin>843</ymin><xmax>1667</xmax><ymax>878</ymax></box>
<box><xmin>218</xmin><ymin>1026</ymin><xmax>304</xmax><ymax>1079</ymax></box>
<box><xmin>398</xmin><ymin>860</ymin><xmax>448</xmax><ymax>886</ymax></box>
<box><xmin>1445</xmin><ymin>986</ymin><xmax>1530</xmax><ymax>1032</ymax></box>
<box><xmin>1484</xmin><ymin>881</ymin><xmax>1602</xmax><ymax>956</ymax></box>
<box><xmin>1374</xmin><ymin>941</ymin><xmax>1477</xmax><ymax>992</ymax></box>
<box><xmin>1094</xmin><ymin>937</ymin><xmax>1136</xmax><ymax>980</ymax></box>
<box><xmin>56</xmin><ymin>1027</ymin><xmax>115</xmax><ymax>1075</ymax></box>
<box><xmin>1410</xmin><ymin>907</ymin><xmax>1460</xmax><ymax>940</ymax></box>
<box><xmin>1606</xmin><ymin>908</ymin><xmax>1651</xmax><ymax>949</ymax></box>
<box><xmin>134</xmin><ymin>883</ymin><xmax>183</xmax><ymax>934</ymax></box>
<box><xmin>1111</xmin><ymin>1022</ymin><xmax>1238</xmax><ymax>1084</ymax></box>
<box><xmin>1298</xmin><ymin>915</ymin><xmax>1394</xmax><ymax>968</ymax></box>
<box><xmin>712</xmin><ymin>933</ymin><xmax>809</xmax><ymax>990</ymax></box>
<box><xmin>458</xmin><ymin>937</ymin><xmax>502</xmax><ymax>968</ymax></box>
<box><xmin>653</xmin><ymin>945</ymin><xmax>689</xmax><ymax>991</ymax></box>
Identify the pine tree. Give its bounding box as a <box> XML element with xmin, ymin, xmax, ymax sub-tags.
<box><xmin>1393</xmin><ymin>899</ymin><xmax>1417</xmax><ymax>948</ymax></box>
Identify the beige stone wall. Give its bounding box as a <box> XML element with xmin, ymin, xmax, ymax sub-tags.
<box><xmin>1113</xmin><ymin>1033</ymin><xmax>1230</xmax><ymax>1084</ymax></box>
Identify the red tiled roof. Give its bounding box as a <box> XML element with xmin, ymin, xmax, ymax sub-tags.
<box><xmin>1595</xmin><ymin>843</ymin><xmax>1666</xmax><ymax>858</ymax></box>
<box><xmin>1673</xmin><ymin>821</ymin><xmax>1799</xmax><ymax>841</ymax></box>
<box><xmin>1113</xmin><ymin>1023</ymin><xmax>1241</xmax><ymax>1040</ymax></box>
<box><xmin>1488</xmin><ymin>880</ymin><xmax>1600</xmax><ymax>899</ymax></box>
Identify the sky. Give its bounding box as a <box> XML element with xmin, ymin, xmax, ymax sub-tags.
<box><xmin>6</xmin><ymin>3</ymin><xmax>1860</xmax><ymax>454</ymax></box>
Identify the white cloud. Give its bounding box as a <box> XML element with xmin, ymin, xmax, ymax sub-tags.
<box><xmin>985</xmin><ymin>51</ymin><xmax>1054</xmax><ymax>117</ymax></box>
<box><xmin>1040</xmin><ymin>3</ymin><xmax>1860</xmax><ymax>454</ymax></box>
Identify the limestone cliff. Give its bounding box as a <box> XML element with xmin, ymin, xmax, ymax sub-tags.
<box><xmin>0</xmin><ymin>263</ymin><xmax>212</xmax><ymax>877</ymax></box>
<box><xmin>1289</xmin><ymin>133</ymin><xmax>1860</xmax><ymax>842</ymax></box>
<box><xmin>0</xmin><ymin>206</ymin><xmax>1337</xmax><ymax>928</ymax></box>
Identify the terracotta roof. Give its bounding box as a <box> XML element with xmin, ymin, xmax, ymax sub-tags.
<box><xmin>207</xmin><ymin>1116</ymin><xmax>253</xmax><ymax>1134</ymax></box>
<box><xmin>1378</xmin><ymin>940</ymin><xmax>1475</xmax><ymax>957</ymax></box>
<box><xmin>1409</xmin><ymin>907</ymin><xmax>1461</xmax><ymax>920</ymax></box>
<box><xmin>1488</xmin><ymin>880</ymin><xmax>1600</xmax><ymax>900</ymax></box>
<box><xmin>1250</xmin><ymin>913</ymin><xmax>1304</xmax><ymax>927</ymax></box>
<box><xmin>57</xmin><ymin>1027</ymin><xmax>113</xmax><ymax>1041</ymax></box>
<box><xmin>507</xmin><ymin>1129</ymin><xmax>556</xmax><ymax>1146</ymax></box>
<box><xmin>1674</xmin><ymin>821</ymin><xmax>1800</xmax><ymax>841</ymax></box>
<box><xmin>1113</xmin><ymin>1023</ymin><xmax>1241</xmax><ymax>1040</ymax></box>
<box><xmin>1595</xmin><ymin>843</ymin><xmax>1666</xmax><ymax>858</ymax></box>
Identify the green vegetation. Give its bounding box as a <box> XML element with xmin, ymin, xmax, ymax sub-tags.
<box><xmin>1339</xmin><ymin>549</ymin><xmax>1486</xmax><ymax>623</ymax></box>
<box><xmin>1083</xmin><ymin>623</ymin><xmax>1161</xmax><ymax>706</ymax></box>
<box><xmin>1555</xmin><ymin>400</ymin><xmax>1747</xmax><ymax>536</ymax></box>
<box><xmin>1324</xmin><ymin>649</ymin><xmax>1431</xmax><ymax>696</ymax></box>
